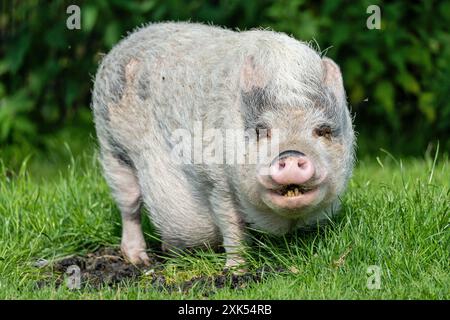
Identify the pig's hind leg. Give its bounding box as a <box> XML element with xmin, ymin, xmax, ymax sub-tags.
<box><xmin>100</xmin><ymin>150</ymin><xmax>150</xmax><ymax>265</ymax></box>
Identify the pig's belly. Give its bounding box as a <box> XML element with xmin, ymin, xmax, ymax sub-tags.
<box><xmin>145</xmin><ymin>192</ymin><xmax>221</xmax><ymax>249</ymax></box>
<box><xmin>135</xmin><ymin>151</ymin><xmax>221</xmax><ymax>249</ymax></box>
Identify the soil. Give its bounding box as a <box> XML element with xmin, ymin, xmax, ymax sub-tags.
<box><xmin>35</xmin><ymin>247</ymin><xmax>286</xmax><ymax>294</ymax></box>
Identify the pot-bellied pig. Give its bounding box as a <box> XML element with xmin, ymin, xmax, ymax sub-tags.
<box><xmin>92</xmin><ymin>22</ymin><xmax>355</xmax><ymax>268</ymax></box>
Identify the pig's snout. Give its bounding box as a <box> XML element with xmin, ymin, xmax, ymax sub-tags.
<box><xmin>269</xmin><ymin>150</ymin><xmax>315</xmax><ymax>186</ymax></box>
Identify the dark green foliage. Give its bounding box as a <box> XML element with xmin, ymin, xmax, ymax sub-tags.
<box><xmin>0</xmin><ymin>0</ymin><xmax>449</xmax><ymax>154</ymax></box>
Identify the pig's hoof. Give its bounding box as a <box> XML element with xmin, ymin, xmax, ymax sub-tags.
<box><xmin>121</xmin><ymin>246</ymin><xmax>150</xmax><ymax>266</ymax></box>
<box><xmin>225</xmin><ymin>257</ymin><xmax>247</xmax><ymax>274</ymax></box>
<box><xmin>224</xmin><ymin>267</ymin><xmax>249</xmax><ymax>275</ymax></box>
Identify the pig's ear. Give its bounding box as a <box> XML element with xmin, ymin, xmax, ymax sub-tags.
<box><xmin>240</xmin><ymin>56</ymin><xmax>267</xmax><ymax>92</ymax></box>
<box><xmin>322</xmin><ymin>57</ymin><xmax>346</xmax><ymax>106</ymax></box>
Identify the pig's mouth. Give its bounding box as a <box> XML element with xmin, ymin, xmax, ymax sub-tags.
<box><xmin>274</xmin><ymin>184</ymin><xmax>315</xmax><ymax>197</ymax></box>
<box><xmin>262</xmin><ymin>183</ymin><xmax>323</xmax><ymax>211</ymax></box>
<box><xmin>257</xmin><ymin>171</ymin><xmax>327</xmax><ymax>211</ymax></box>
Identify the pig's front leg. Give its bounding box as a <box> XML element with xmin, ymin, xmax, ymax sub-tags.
<box><xmin>210</xmin><ymin>191</ymin><xmax>247</xmax><ymax>270</ymax></box>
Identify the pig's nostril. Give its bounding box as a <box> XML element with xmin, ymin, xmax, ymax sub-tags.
<box><xmin>279</xmin><ymin>162</ymin><xmax>286</xmax><ymax>169</ymax></box>
<box><xmin>297</xmin><ymin>158</ymin><xmax>308</xmax><ymax>168</ymax></box>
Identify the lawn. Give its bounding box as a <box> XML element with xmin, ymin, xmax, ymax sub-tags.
<box><xmin>0</xmin><ymin>142</ymin><xmax>448</xmax><ymax>299</ymax></box>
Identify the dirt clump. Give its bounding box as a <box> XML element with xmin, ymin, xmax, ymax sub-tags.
<box><xmin>35</xmin><ymin>247</ymin><xmax>285</xmax><ymax>293</ymax></box>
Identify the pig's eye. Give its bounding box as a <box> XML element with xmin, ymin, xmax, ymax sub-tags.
<box><xmin>314</xmin><ymin>125</ymin><xmax>332</xmax><ymax>140</ymax></box>
<box><xmin>256</xmin><ymin>124</ymin><xmax>271</xmax><ymax>142</ymax></box>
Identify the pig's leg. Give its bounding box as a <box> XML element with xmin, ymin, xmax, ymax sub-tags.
<box><xmin>210</xmin><ymin>193</ymin><xmax>247</xmax><ymax>269</ymax></box>
<box><xmin>100</xmin><ymin>151</ymin><xmax>150</xmax><ymax>265</ymax></box>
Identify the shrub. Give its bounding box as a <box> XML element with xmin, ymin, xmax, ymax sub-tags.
<box><xmin>0</xmin><ymin>0</ymin><xmax>448</xmax><ymax>154</ymax></box>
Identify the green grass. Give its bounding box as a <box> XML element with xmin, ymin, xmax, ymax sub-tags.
<box><xmin>0</xmin><ymin>145</ymin><xmax>448</xmax><ymax>299</ymax></box>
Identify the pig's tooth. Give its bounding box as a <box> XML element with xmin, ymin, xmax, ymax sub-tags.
<box><xmin>294</xmin><ymin>188</ymin><xmax>299</xmax><ymax>196</ymax></box>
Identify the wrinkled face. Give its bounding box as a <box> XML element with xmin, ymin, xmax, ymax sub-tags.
<box><xmin>234</xmin><ymin>56</ymin><xmax>355</xmax><ymax>219</ymax></box>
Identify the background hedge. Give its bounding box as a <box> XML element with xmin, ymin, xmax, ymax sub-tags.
<box><xmin>0</xmin><ymin>0</ymin><xmax>449</xmax><ymax>155</ymax></box>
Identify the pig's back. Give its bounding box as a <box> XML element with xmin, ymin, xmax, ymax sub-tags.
<box><xmin>93</xmin><ymin>22</ymin><xmax>244</xmax><ymax>139</ymax></box>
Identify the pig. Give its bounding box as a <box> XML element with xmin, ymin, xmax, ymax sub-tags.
<box><xmin>91</xmin><ymin>22</ymin><xmax>355</xmax><ymax>268</ymax></box>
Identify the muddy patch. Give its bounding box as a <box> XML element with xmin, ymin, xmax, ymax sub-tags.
<box><xmin>35</xmin><ymin>247</ymin><xmax>154</xmax><ymax>289</ymax></box>
<box><xmin>35</xmin><ymin>247</ymin><xmax>285</xmax><ymax>294</ymax></box>
<box><xmin>148</xmin><ymin>266</ymin><xmax>284</xmax><ymax>296</ymax></box>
